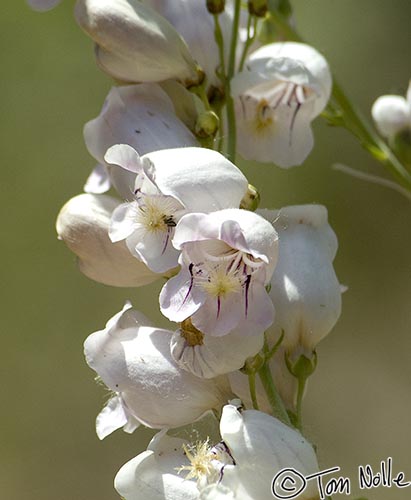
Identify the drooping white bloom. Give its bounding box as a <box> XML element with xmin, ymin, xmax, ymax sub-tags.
<box><xmin>107</xmin><ymin>145</ymin><xmax>248</xmax><ymax>273</ymax></box>
<box><xmin>160</xmin><ymin>209</ymin><xmax>278</xmax><ymax>336</ymax></box>
<box><xmin>372</xmin><ymin>81</ymin><xmax>411</xmax><ymax>139</ymax></box>
<box><xmin>83</xmin><ymin>84</ymin><xmax>198</xmax><ymax>195</ymax></box>
<box><xmin>56</xmin><ymin>193</ymin><xmax>159</xmax><ymax>287</ymax></box>
<box><xmin>115</xmin><ymin>403</ymin><xmax>319</xmax><ymax>500</ymax></box>
<box><xmin>262</xmin><ymin>204</ymin><xmax>342</xmax><ymax>352</ymax></box>
<box><xmin>170</xmin><ymin>319</ymin><xmax>264</xmax><ymax>378</ymax></box>
<box><xmin>74</xmin><ymin>0</ymin><xmax>203</xmax><ymax>85</ymax></box>
<box><xmin>231</xmin><ymin>42</ymin><xmax>332</xmax><ymax>167</ymax></box>
<box><xmin>84</xmin><ymin>303</ymin><xmax>232</xmax><ymax>434</ymax></box>
<box><xmin>27</xmin><ymin>0</ymin><xmax>61</xmax><ymax>10</ymax></box>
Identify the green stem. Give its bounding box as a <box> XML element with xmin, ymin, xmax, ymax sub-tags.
<box><xmin>295</xmin><ymin>375</ymin><xmax>306</xmax><ymax>432</ymax></box>
<box><xmin>213</xmin><ymin>14</ymin><xmax>226</xmax><ymax>85</ymax></box>
<box><xmin>248</xmin><ymin>372</ymin><xmax>260</xmax><ymax>410</ymax></box>
<box><xmin>267</xmin><ymin>8</ymin><xmax>411</xmax><ymax>191</ymax></box>
<box><xmin>258</xmin><ymin>362</ymin><xmax>291</xmax><ymax>426</ymax></box>
<box><xmin>238</xmin><ymin>14</ymin><xmax>257</xmax><ymax>72</ymax></box>
<box><xmin>224</xmin><ymin>0</ymin><xmax>242</xmax><ymax>162</ymax></box>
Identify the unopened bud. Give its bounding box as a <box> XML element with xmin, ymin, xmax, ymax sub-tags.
<box><xmin>240</xmin><ymin>184</ymin><xmax>260</xmax><ymax>211</ymax></box>
<box><xmin>195</xmin><ymin>110</ymin><xmax>220</xmax><ymax>138</ymax></box>
<box><xmin>248</xmin><ymin>0</ymin><xmax>267</xmax><ymax>17</ymax></box>
<box><xmin>285</xmin><ymin>351</ymin><xmax>318</xmax><ymax>380</ymax></box>
<box><xmin>206</xmin><ymin>0</ymin><xmax>225</xmax><ymax>14</ymax></box>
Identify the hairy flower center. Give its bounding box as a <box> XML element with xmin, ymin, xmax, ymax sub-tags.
<box><xmin>178</xmin><ymin>440</ymin><xmax>217</xmax><ymax>481</ymax></box>
<box><xmin>134</xmin><ymin>191</ymin><xmax>179</xmax><ymax>234</ymax></box>
<box><xmin>199</xmin><ymin>266</ymin><xmax>243</xmax><ymax>298</ymax></box>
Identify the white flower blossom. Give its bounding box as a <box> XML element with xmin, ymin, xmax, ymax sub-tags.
<box><xmin>84</xmin><ymin>303</ymin><xmax>232</xmax><ymax>433</ymax></box>
<box><xmin>107</xmin><ymin>145</ymin><xmax>248</xmax><ymax>273</ymax></box>
<box><xmin>160</xmin><ymin>209</ymin><xmax>278</xmax><ymax>336</ymax></box>
<box><xmin>74</xmin><ymin>0</ymin><xmax>203</xmax><ymax>85</ymax></box>
<box><xmin>115</xmin><ymin>403</ymin><xmax>319</xmax><ymax>500</ymax></box>
<box><xmin>372</xmin><ymin>81</ymin><xmax>411</xmax><ymax>139</ymax></box>
<box><xmin>231</xmin><ymin>42</ymin><xmax>332</xmax><ymax>167</ymax></box>
<box><xmin>56</xmin><ymin>193</ymin><xmax>159</xmax><ymax>287</ymax></box>
<box><xmin>261</xmin><ymin>204</ymin><xmax>342</xmax><ymax>353</ymax></box>
<box><xmin>83</xmin><ymin>84</ymin><xmax>198</xmax><ymax>195</ymax></box>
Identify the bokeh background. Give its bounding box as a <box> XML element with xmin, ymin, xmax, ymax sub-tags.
<box><xmin>2</xmin><ymin>1</ymin><xmax>411</xmax><ymax>498</ymax></box>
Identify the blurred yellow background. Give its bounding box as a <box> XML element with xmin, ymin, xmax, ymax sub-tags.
<box><xmin>2</xmin><ymin>1</ymin><xmax>410</xmax><ymax>499</ymax></box>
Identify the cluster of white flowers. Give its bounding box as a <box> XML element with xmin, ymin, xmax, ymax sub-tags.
<box><xmin>32</xmin><ymin>0</ymin><xmax>344</xmax><ymax>498</ymax></box>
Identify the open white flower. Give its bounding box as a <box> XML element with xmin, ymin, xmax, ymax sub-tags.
<box><xmin>115</xmin><ymin>402</ymin><xmax>319</xmax><ymax>500</ymax></box>
<box><xmin>56</xmin><ymin>193</ymin><xmax>159</xmax><ymax>287</ymax></box>
<box><xmin>74</xmin><ymin>0</ymin><xmax>202</xmax><ymax>85</ymax></box>
<box><xmin>160</xmin><ymin>209</ymin><xmax>278</xmax><ymax>336</ymax></box>
<box><xmin>107</xmin><ymin>145</ymin><xmax>248</xmax><ymax>273</ymax></box>
<box><xmin>372</xmin><ymin>81</ymin><xmax>411</xmax><ymax>139</ymax></box>
<box><xmin>84</xmin><ymin>303</ymin><xmax>232</xmax><ymax>433</ymax></box>
<box><xmin>231</xmin><ymin>42</ymin><xmax>332</xmax><ymax>167</ymax></box>
<box><xmin>84</xmin><ymin>84</ymin><xmax>198</xmax><ymax>195</ymax></box>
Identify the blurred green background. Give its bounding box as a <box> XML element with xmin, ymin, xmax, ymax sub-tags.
<box><xmin>2</xmin><ymin>1</ymin><xmax>411</xmax><ymax>499</ymax></box>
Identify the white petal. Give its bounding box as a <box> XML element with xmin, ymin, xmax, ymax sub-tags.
<box><xmin>109</xmin><ymin>202</ymin><xmax>140</xmax><ymax>242</ymax></box>
<box><xmin>84</xmin><ymin>84</ymin><xmax>198</xmax><ymax>167</ymax></box>
<box><xmin>83</xmin><ymin>164</ymin><xmax>111</xmax><ymax>194</ymax></box>
<box><xmin>141</xmin><ymin>148</ymin><xmax>248</xmax><ymax>212</ymax></box>
<box><xmin>371</xmin><ymin>95</ymin><xmax>411</xmax><ymax>138</ymax></box>
<box><xmin>160</xmin><ymin>267</ymin><xmax>205</xmax><ymax>322</ymax></box>
<box><xmin>56</xmin><ymin>194</ymin><xmax>159</xmax><ymax>287</ymax></box>
<box><xmin>248</xmin><ymin>42</ymin><xmax>332</xmax><ymax>114</ymax></box>
<box><xmin>259</xmin><ymin>205</ymin><xmax>341</xmax><ymax>351</ymax></box>
<box><xmin>115</xmin><ymin>433</ymin><xmax>199</xmax><ymax>500</ymax></box>
<box><xmin>84</xmin><ymin>305</ymin><xmax>231</xmax><ymax>428</ymax></box>
<box><xmin>75</xmin><ymin>0</ymin><xmax>201</xmax><ymax>85</ymax></box>
<box><xmin>95</xmin><ymin>395</ymin><xmax>139</xmax><ymax>440</ymax></box>
<box><xmin>171</xmin><ymin>328</ymin><xmax>264</xmax><ymax>378</ymax></box>
<box><xmin>219</xmin><ymin>405</ymin><xmax>319</xmax><ymax>499</ymax></box>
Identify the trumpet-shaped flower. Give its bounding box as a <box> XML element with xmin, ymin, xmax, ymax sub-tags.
<box><xmin>84</xmin><ymin>84</ymin><xmax>198</xmax><ymax>196</ymax></box>
<box><xmin>114</xmin><ymin>402</ymin><xmax>319</xmax><ymax>500</ymax></box>
<box><xmin>84</xmin><ymin>303</ymin><xmax>232</xmax><ymax>433</ymax></box>
<box><xmin>372</xmin><ymin>81</ymin><xmax>411</xmax><ymax>139</ymax></box>
<box><xmin>107</xmin><ymin>145</ymin><xmax>248</xmax><ymax>273</ymax></box>
<box><xmin>160</xmin><ymin>209</ymin><xmax>278</xmax><ymax>336</ymax></box>
<box><xmin>56</xmin><ymin>193</ymin><xmax>159</xmax><ymax>287</ymax></box>
<box><xmin>75</xmin><ymin>0</ymin><xmax>202</xmax><ymax>85</ymax></box>
<box><xmin>261</xmin><ymin>205</ymin><xmax>341</xmax><ymax>353</ymax></box>
<box><xmin>231</xmin><ymin>42</ymin><xmax>332</xmax><ymax>167</ymax></box>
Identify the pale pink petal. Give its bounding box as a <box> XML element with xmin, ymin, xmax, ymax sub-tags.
<box><xmin>83</xmin><ymin>164</ymin><xmax>111</xmax><ymax>194</ymax></box>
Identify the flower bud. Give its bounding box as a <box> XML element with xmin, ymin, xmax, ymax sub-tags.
<box><xmin>194</xmin><ymin>110</ymin><xmax>220</xmax><ymax>138</ymax></box>
<box><xmin>56</xmin><ymin>194</ymin><xmax>159</xmax><ymax>287</ymax></box>
<box><xmin>74</xmin><ymin>0</ymin><xmax>202</xmax><ymax>86</ymax></box>
<box><xmin>206</xmin><ymin>0</ymin><xmax>225</xmax><ymax>14</ymax></box>
<box><xmin>240</xmin><ymin>183</ymin><xmax>260</xmax><ymax>211</ymax></box>
<box><xmin>372</xmin><ymin>94</ymin><xmax>411</xmax><ymax>139</ymax></box>
<box><xmin>248</xmin><ymin>0</ymin><xmax>267</xmax><ymax>17</ymax></box>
